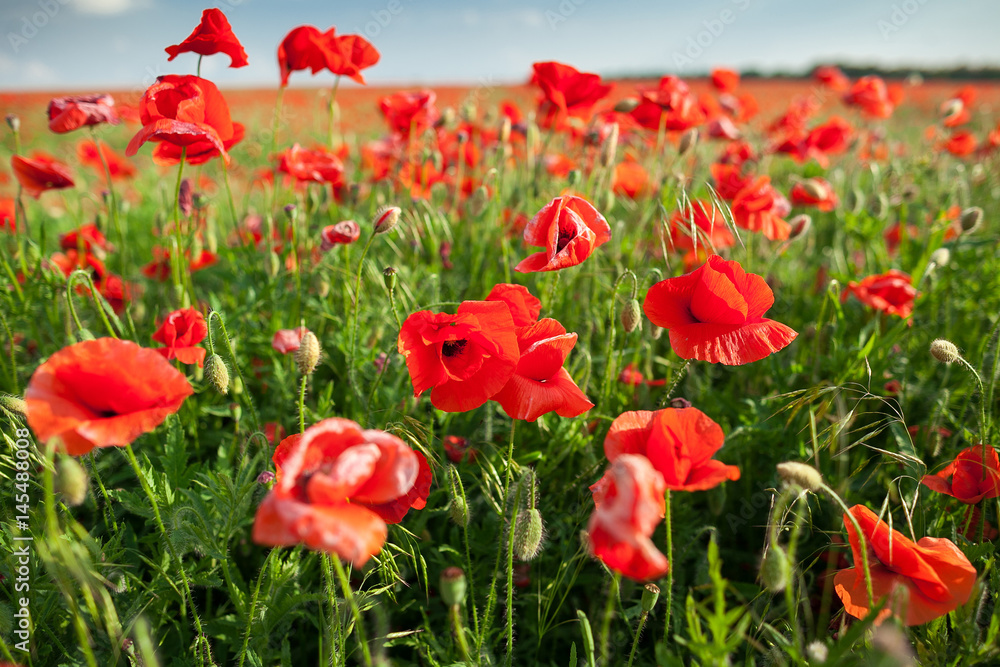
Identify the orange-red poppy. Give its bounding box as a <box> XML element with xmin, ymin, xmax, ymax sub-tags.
<box><xmin>790</xmin><ymin>178</ymin><xmax>838</xmax><ymax>212</ymax></box>
<box><xmin>397</xmin><ymin>301</ymin><xmax>520</xmax><ymax>412</ymax></box>
<box><xmin>321</xmin><ymin>220</ymin><xmax>360</xmax><ymax>249</ymax></box>
<box><xmin>278</xmin><ymin>144</ymin><xmax>345</xmax><ymax>185</ymax></box>
<box><xmin>166</xmin><ymin>8</ymin><xmax>248</xmax><ymax>68</ymax></box>
<box><xmin>253</xmin><ymin>418</ymin><xmax>424</xmax><ymax>566</ymax></box>
<box><xmin>630</xmin><ymin>75</ymin><xmax>705</xmax><ymax>132</ymax></box>
<box><xmin>844</xmin><ymin>76</ymin><xmax>894</xmax><ymax>119</ymax></box>
<box><xmin>605</xmin><ymin>407</ymin><xmax>739</xmax><ymax>491</ymax></box>
<box><xmin>443</xmin><ymin>435</ymin><xmax>477</xmax><ymax>463</ymax></box>
<box><xmin>0</xmin><ymin>198</ymin><xmax>15</xmax><ymax>233</ymax></box>
<box><xmin>126</xmin><ymin>75</ymin><xmax>237</xmax><ymax>165</ymax></box>
<box><xmin>730</xmin><ymin>176</ymin><xmax>790</xmax><ymax>241</ymax></box>
<box><xmin>612</xmin><ymin>159</ymin><xmax>649</xmax><ymax>199</ymax></box>
<box><xmin>710</xmin><ymin>162</ymin><xmax>753</xmax><ymax>199</ymax></box>
<box><xmin>379</xmin><ymin>90</ymin><xmax>439</xmax><ymax>139</ymax></box>
<box><xmin>485</xmin><ymin>283</ymin><xmax>541</xmax><ymax>327</ymax></box>
<box><xmin>25</xmin><ymin>338</ymin><xmax>192</xmax><ymax>456</ymax></box>
<box><xmin>515</xmin><ymin>195</ymin><xmax>611</xmax><ymax>273</ymax></box>
<box><xmin>492</xmin><ymin>318</ymin><xmax>593</xmax><ymax>422</ymax></box>
<box><xmin>669</xmin><ymin>199</ymin><xmax>735</xmax><ymax>257</ymax></box>
<box><xmin>813</xmin><ymin>65</ymin><xmax>849</xmax><ymax>91</ymax></box>
<box><xmin>11</xmin><ymin>152</ymin><xmax>75</xmax><ymax>198</ymax></box>
<box><xmin>272</xmin><ymin>327</ymin><xmax>309</xmax><ymax>354</ymax></box>
<box><xmin>141</xmin><ymin>248</ymin><xmax>217</xmax><ymax>281</ymax></box>
<box><xmin>644</xmin><ymin>254</ymin><xmax>798</xmax><ymax>365</ymax></box>
<box><xmin>77</xmin><ymin>140</ymin><xmax>135</xmax><ymax>181</ymax></box>
<box><xmin>531</xmin><ymin>61</ymin><xmax>613</xmax><ymax>131</ymax></box>
<box><xmin>942</xmin><ymin>130</ymin><xmax>977</xmax><ymax>157</ymax></box>
<box><xmin>60</xmin><ymin>223</ymin><xmax>110</xmax><ymax>255</ymax></box>
<box><xmin>327</xmin><ymin>33</ymin><xmax>380</xmax><ymax>85</ymax></box>
<box><xmin>152</xmin><ymin>307</ymin><xmax>208</xmax><ymax>367</ymax></box>
<box><xmin>834</xmin><ymin>504</ymin><xmax>977</xmax><ymax>626</ymax></box>
<box><xmin>47</xmin><ymin>94</ymin><xmax>119</xmax><ymax>134</ymax></box>
<box><xmin>921</xmin><ymin>445</ymin><xmax>1000</xmax><ymax>504</ymax></box>
<box><xmin>843</xmin><ymin>270</ymin><xmax>917</xmax><ymax>319</ymax></box>
<box><xmin>588</xmin><ymin>454</ymin><xmax>669</xmax><ymax>582</ymax></box>
<box><xmin>710</xmin><ymin>68</ymin><xmax>740</xmax><ymax>93</ymax></box>
<box><xmin>153</xmin><ymin>122</ymin><xmax>245</xmax><ymax>166</ymax></box>
<box><xmin>278</xmin><ymin>25</ymin><xmax>336</xmax><ymax>86</ymax></box>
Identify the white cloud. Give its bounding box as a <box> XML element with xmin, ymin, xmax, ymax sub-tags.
<box><xmin>73</xmin><ymin>0</ymin><xmax>148</xmax><ymax>15</ymax></box>
<box><xmin>515</xmin><ymin>9</ymin><xmax>545</xmax><ymax>28</ymax></box>
<box><xmin>24</xmin><ymin>59</ymin><xmax>56</xmax><ymax>80</ymax></box>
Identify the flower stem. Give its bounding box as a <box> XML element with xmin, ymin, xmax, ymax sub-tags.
<box><xmin>298</xmin><ymin>375</ymin><xmax>308</xmax><ymax>433</ymax></box>
<box><xmin>329</xmin><ymin>555</ymin><xmax>373</xmax><ymax>667</ymax></box>
<box><xmin>237</xmin><ymin>549</ymin><xmax>276</xmax><ymax>667</ymax></box>
<box><xmin>662</xmin><ymin>489</ymin><xmax>673</xmax><ymax>643</ymax></box>
<box><xmin>327</xmin><ymin>76</ymin><xmax>341</xmax><ymax>149</ymax></box>
<box><xmin>819</xmin><ymin>482</ymin><xmax>874</xmax><ymax>608</ymax></box>
<box><xmin>207</xmin><ymin>311</ymin><xmax>261</xmax><ymax>436</ymax></box>
<box><xmin>450</xmin><ymin>604</ymin><xmax>473</xmax><ymax>665</ymax></box>
<box><xmin>348</xmin><ymin>233</ymin><xmax>377</xmax><ymax>402</ymax></box>
<box><xmin>598</xmin><ymin>572</ymin><xmax>620</xmax><ymax>664</ymax></box>
<box><xmin>625</xmin><ymin>611</ymin><xmax>648</xmax><ymax>667</ymax></box>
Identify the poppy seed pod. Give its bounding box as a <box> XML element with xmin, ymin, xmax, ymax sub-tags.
<box><xmin>960</xmin><ymin>206</ymin><xmax>983</xmax><ymax>234</ymax></box>
<box><xmin>440</xmin><ymin>567</ymin><xmax>467</xmax><ymax>607</ymax></box>
<box><xmin>678</xmin><ymin>128</ymin><xmax>699</xmax><ymax>156</ymax></box>
<box><xmin>6</xmin><ymin>114</ymin><xmax>20</xmax><ymax>132</ymax></box>
<box><xmin>373</xmin><ymin>205</ymin><xmax>401</xmax><ymax>235</ymax></box>
<box><xmin>295</xmin><ymin>331</ymin><xmax>321</xmax><ymax>375</ymax></box>
<box><xmin>55</xmin><ymin>455</ymin><xmax>89</xmax><ymax>506</ymax></box>
<box><xmin>776</xmin><ymin>461</ymin><xmax>823</xmax><ymax>492</ymax></box>
<box><xmin>930</xmin><ymin>339</ymin><xmax>960</xmax><ymax>364</ymax></box>
<box><xmin>383</xmin><ymin>266</ymin><xmax>398</xmax><ymax>291</ymax></box>
<box><xmin>641</xmin><ymin>583</ymin><xmax>660</xmax><ymax>612</ymax></box>
<box><xmin>759</xmin><ymin>544</ymin><xmax>791</xmax><ymax>592</ymax></box>
<box><xmin>621</xmin><ymin>298</ymin><xmax>642</xmax><ymax>333</ymax></box>
<box><xmin>204</xmin><ymin>353</ymin><xmax>229</xmax><ymax>394</ymax></box>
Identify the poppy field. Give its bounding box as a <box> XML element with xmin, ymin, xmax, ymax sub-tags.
<box><xmin>3</xmin><ymin>9</ymin><xmax>1000</xmax><ymax>667</ymax></box>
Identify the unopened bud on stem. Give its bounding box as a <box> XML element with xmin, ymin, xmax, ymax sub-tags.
<box><xmin>295</xmin><ymin>331</ymin><xmax>321</xmax><ymax>375</ymax></box>
<box><xmin>930</xmin><ymin>339</ymin><xmax>960</xmax><ymax>364</ymax></box>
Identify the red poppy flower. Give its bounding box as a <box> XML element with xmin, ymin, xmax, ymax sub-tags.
<box><xmin>50</xmin><ymin>249</ymin><xmax>106</xmax><ymax>283</ymax></box>
<box><xmin>710</xmin><ymin>68</ymin><xmax>740</xmax><ymax>93</ymax></box>
<box><xmin>834</xmin><ymin>505</ymin><xmax>977</xmax><ymax>626</ymax></box>
<box><xmin>11</xmin><ymin>153</ymin><xmax>75</xmax><ymax>198</ymax></box>
<box><xmin>543</xmin><ymin>153</ymin><xmax>576</xmax><ymax>178</ymax></box>
<box><xmin>531</xmin><ymin>61</ymin><xmax>613</xmax><ymax>130</ymax></box>
<box><xmin>278</xmin><ymin>25</ymin><xmax>336</xmax><ymax>86</ymax></box>
<box><xmin>730</xmin><ymin>176</ymin><xmax>791</xmax><ymax>241</ymax></box>
<box><xmin>443</xmin><ymin>435</ymin><xmax>477</xmax><ymax>463</ymax></box>
<box><xmin>613</xmin><ymin>159</ymin><xmax>649</xmax><ymax>199</ymax></box>
<box><xmin>943</xmin><ymin>130</ymin><xmax>977</xmax><ymax>157</ymax></box>
<box><xmin>379</xmin><ymin>90</ymin><xmax>439</xmax><ymax>140</ymax></box>
<box><xmin>25</xmin><ymin>338</ymin><xmax>193</xmax><ymax>456</ymax></box>
<box><xmin>152</xmin><ymin>307</ymin><xmax>208</xmax><ymax>367</ymax></box>
<box><xmin>327</xmin><ymin>33</ymin><xmax>380</xmax><ymax>84</ymax></box>
<box><xmin>77</xmin><ymin>140</ymin><xmax>135</xmax><ymax>181</ymax></box>
<box><xmin>604</xmin><ymin>408</ymin><xmax>739</xmax><ymax>491</ymax></box>
<box><xmin>669</xmin><ymin>199</ymin><xmax>735</xmax><ymax>256</ymax></box>
<box><xmin>165</xmin><ymin>8</ymin><xmax>248</xmax><ymax>68</ymax></box>
<box><xmin>253</xmin><ymin>418</ymin><xmax>423</xmax><ymax>566</ymax></box>
<box><xmin>397</xmin><ymin>301</ymin><xmax>520</xmax><ymax>413</ymax></box>
<box><xmin>140</xmin><ymin>248</ymin><xmax>216</xmax><ymax>281</ymax></box>
<box><xmin>321</xmin><ymin>220</ymin><xmax>361</xmax><ymax>250</ymax></box>
<box><xmin>629</xmin><ymin>76</ymin><xmax>705</xmax><ymax>132</ymax></box>
<box><xmin>278</xmin><ymin>144</ymin><xmax>345</xmax><ymax>185</ymax></box>
<box><xmin>98</xmin><ymin>274</ymin><xmax>131</xmax><ymax>315</ymax></box>
<box><xmin>0</xmin><ymin>198</ymin><xmax>15</xmax><ymax>233</ymax></box>
<box><xmin>790</xmin><ymin>178</ymin><xmax>838</xmax><ymax>212</ymax></box>
<box><xmin>485</xmin><ymin>283</ymin><xmax>541</xmax><ymax>327</ymax></box>
<box><xmin>588</xmin><ymin>454</ymin><xmax>669</xmax><ymax>582</ymax></box>
<box><xmin>814</xmin><ymin>65</ymin><xmax>849</xmax><ymax>91</ymax></box>
<box><xmin>843</xmin><ymin>270</ymin><xmax>917</xmax><ymax>319</ymax></box>
<box><xmin>60</xmin><ymin>224</ymin><xmax>110</xmax><ymax>254</ymax></box>
<box><xmin>272</xmin><ymin>327</ymin><xmax>309</xmax><ymax>354</ymax></box>
<box><xmin>921</xmin><ymin>445</ymin><xmax>1000</xmax><ymax>504</ymax></box>
<box><xmin>126</xmin><ymin>75</ymin><xmax>236</xmax><ymax>165</ymax></box>
<box><xmin>152</xmin><ymin>122</ymin><xmax>245</xmax><ymax>166</ymax></box>
<box><xmin>47</xmin><ymin>94</ymin><xmax>119</xmax><ymax>133</ymax></box>
<box><xmin>364</xmin><ymin>449</ymin><xmax>431</xmax><ymax>524</ymax></box>
<box><xmin>644</xmin><ymin>255</ymin><xmax>797</xmax><ymax>365</ymax></box>
<box><xmin>617</xmin><ymin>363</ymin><xmax>666</xmax><ymax>387</ymax></box>
<box><xmin>844</xmin><ymin>76</ymin><xmax>894</xmax><ymax>119</ymax></box>
<box><xmin>491</xmin><ymin>318</ymin><xmax>593</xmax><ymax>422</ymax></box>
<box><xmin>515</xmin><ymin>195</ymin><xmax>611</xmax><ymax>273</ymax></box>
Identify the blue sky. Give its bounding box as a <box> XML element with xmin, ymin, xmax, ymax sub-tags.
<box><xmin>2</xmin><ymin>0</ymin><xmax>1000</xmax><ymax>91</ymax></box>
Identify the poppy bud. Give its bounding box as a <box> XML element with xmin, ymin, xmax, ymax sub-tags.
<box><xmin>446</xmin><ymin>465</ymin><xmax>469</xmax><ymax>526</ymax></box>
<box><xmin>602</xmin><ymin>190</ymin><xmax>615</xmax><ymax>214</ymax></box>
<box><xmin>526</xmin><ymin>120</ymin><xmax>540</xmax><ymax>154</ymax></box>
<box><xmin>599</xmin><ymin>123</ymin><xmax>619</xmax><ymax>168</ymax></box>
<box><xmin>205</xmin><ymin>353</ymin><xmax>229</xmax><ymax>395</ymax></box>
<box><xmin>846</xmin><ymin>188</ymin><xmax>864</xmax><ymax>214</ymax></box>
<box><xmin>940</xmin><ymin>98</ymin><xmax>964</xmax><ymax>122</ymax></box>
<box><xmin>799</xmin><ymin>178</ymin><xmax>828</xmax><ymax>200</ymax></box>
<box><xmin>669</xmin><ymin>397</ymin><xmax>692</xmax><ymax>409</ymax></box>
<box><xmin>178</xmin><ymin>179</ymin><xmax>193</xmax><ymax>218</ymax></box>
<box><xmin>0</xmin><ymin>393</ymin><xmax>27</xmax><ymax>420</ymax></box>
<box><xmin>383</xmin><ymin>266</ymin><xmax>398</xmax><ymax>291</ymax></box>
<box><xmin>868</xmin><ymin>192</ymin><xmax>889</xmax><ymax>220</ymax></box>
<box><xmin>678</xmin><ymin>128</ymin><xmax>699</xmax><ymax>156</ymax></box>
<box><xmin>960</xmin><ymin>206</ymin><xmax>983</xmax><ymax>234</ymax></box>
<box><xmin>374</xmin><ymin>205</ymin><xmax>401</xmax><ymax>235</ymax></box>
<box><xmin>467</xmin><ymin>186</ymin><xmax>489</xmax><ymax>217</ymax></box>
<box><xmin>266</xmin><ymin>250</ymin><xmax>281</xmax><ymax>277</ymax></box>
<box><xmin>461</xmin><ymin>102</ymin><xmax>476</xmax><ymax>123</ymax></box>
<box><xmin>499</xmin><ymin>116</ymin><xmax>512</xmax><ymax>145</ymax></box>
<box><xmin>283</xmin><ymin>203</ymin><xmax>297</xmax><ymax>222</ymax></box>
<box><xmin>105</xmin><ymin>570</ymin><xmax>127</xmax><ymax>594</ymax></box>
<box><xmin>295</xmin><ymin>331</ymin><xmax>321</xmax><ymax>375</ymax></box>
<box><xmin>55</xmin><ymin>455</ymin><xmax>89</xmax><ymax>507</ymax></box>
<box><xmin>567</xmin><ymin>169</ymin><xmax>582</xmax><ymax>188</ymax></box>
<box><xmin>257</xmin><ymin>470</ymin><xmax>275</xmax><ymax>485</ymax></box>
<box><xmin>513</xmin><ymin>508</ymin><xmax>545</xmax><ymax>561</ymax></box>
<box><xmin>621</xmin><ymin>298</ymin><xmax>642</xmax><ymax>333</ymax></box>
<box><xmin>776</xmin><ymin>461</ymin><xmax>823</xmax><ymax>492</ymax></box>
<box><xmin>641</xmin><ymin>583</ymin><xmax>660</xmax><ymax>612</ymax></box>
<box><xmin>5</xmin><ymin>114</ymin><xmax>19</xmax><ymax>133</ymax></box>
<box><xmin>613</xmin><ymin>98</ymin><xmax>640</xmax><ymax>113</ymax></box>
<box><xmin>806</xmin><ymin>642</ymin><xmax>828</xmax><ymax>663</ymax></box>
<box><xmin>441</xmin><ymin>106</ymin><xmax>457</xmax><ymax>128</ymax></box>
<box><xmin>76</xmin><ymin>328</ymin><xmax>96</xmax><ymax>342</ymax></box>
<box><xmin>929</xmin><ymin>247</ymin><xmax>950</xmax><ymax>267</ymax></box>
<box><xmin>651</xmin><ymin>324</ymin><xmax>663</xmax><ymax>340</ymax></box>
<box><xmin>759</xmin><ymin>544</ymin><xmax>790</xmax><ymax>592</ymax></box>
<box><xmin>930</xmin><ymin>339</ymin><xmax>960</xmax><ymax>364</ymax></box>
<box><xmin>440</xmin><ymin>567</ymin><xmax>467</xmax><ymax>607</ymax></box>
<box><xmin>788</xmin><ymin>214</ymin><xmax>812</xmax><ymax>241</ymax></box>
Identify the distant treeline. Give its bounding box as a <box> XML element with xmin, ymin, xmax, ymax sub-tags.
<box><xmin>614</xmin><ymin>65</ymin><xmax>1000</xmax><ymax>81</ymax></box>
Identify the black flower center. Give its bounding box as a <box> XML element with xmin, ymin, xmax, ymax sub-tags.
<box><xmin>442</xmin><ymin>340</ymin><xmax>467</xmax><ymax>357</ymax></box>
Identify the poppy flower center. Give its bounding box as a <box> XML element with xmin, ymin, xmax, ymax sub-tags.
<box><xmin>441</xmin><ymin>340</ymin><xmax>467</xmax><ymax>357</ymax></box>
<box><xmin>556</xmin><ymin>225</ymin><xmax>577</xmax><ymax>252</ymax></box>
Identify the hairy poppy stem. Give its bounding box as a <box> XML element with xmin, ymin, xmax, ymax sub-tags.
<box><xmin>450</xmin><ymin>604</ymin><xmax>474</xmax><ymax>665</ymax></box>
<box><xmin>172</xmin><ymin>148</ymin><xmax>190</xmax><ymax>307</ymax></box>
<box><xmin>89</xmin><ymin>127</ymin><xmax>125</xmax><ymax>274</ymax></box>
<box><xmin>329</xmin><ymin>555</ymin><xmax>374</xmax><ymax>667</ymax></box>
<box><xmin>298</xmin><ymin>375</ymin><xmax>308</xmax><ymax>433</ymax></box>
<box><xmin>503</xmin><ymin>482</ymin><xmax>525</xmax><ymax>666</ymax></box>
<box><xmin>327</xmin><ymin>75</ymin><xmax>341</xmax><ymax>150</ymax></box>
<box><xmin>123</xmin><ymin>444</ymin><xmax>211</xmax><ymax>667</ymax></box>
<box><xmin>348</xmin><ymin>232</ymin><xmax>377</xmax><ymax>403</ymax></box>
<box><xmin>625</xmin><ymin>610</ymin><xmax>648</xmax><ymax>667</ymax></box>
<box><xmin>236</xmin><ymin>549</ymin><xmax>276</xmax><ymax>667</ymax></box>
<box><xmin>88</xmin><ymin>451</ymin><xmax>119</xmax><ymax>534</ymax></box>
<box><xmin>662</xmin><ymin>489</ymin><xmax>673</xmax><ymax>643</ymax></box>
<box><xmin>598</xmin><ymin>571</ymin><xmax>620</xmax><ymax>664</ymax></box>
<box><xmin>599</xmin><ymin>270</ymin><xmax>637</xmax><ymax>410</ymax></box>
<box><xmin>207</xmin><ymin>311</ymin><xmax>262</xmax><ymax>437</ymax></box>
<box><xmin>67</xmin><ymin>269</ymin><xmax>119</xmax><ymax>338</ymax></box>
